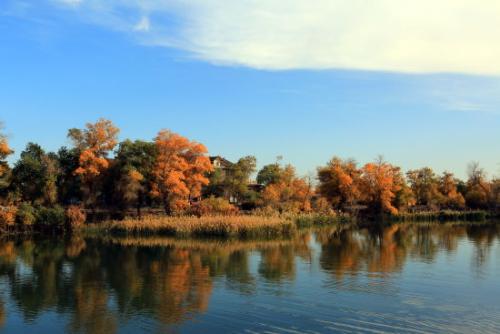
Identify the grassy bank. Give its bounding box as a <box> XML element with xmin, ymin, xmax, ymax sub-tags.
<box><xmin>88</xmin><ymin>215</ymin><xmax>297</xmax><ymax>238</ymax></box>
<box><xmin>388</xmin><ymin>210</ymin><xmax>490</xmax><ymax>222</ymax></box>
<box><xmin>85</xmin><ymin>213</ymin><xmax>351</xmax><ymax>238</ymax></box>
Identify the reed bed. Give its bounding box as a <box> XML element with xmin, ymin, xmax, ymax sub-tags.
<box><xmin>389</xmin><ymin>210</ymin><xmax>488</xmax><ymax>222</ymax></box>
<box><xmin>90</xmin><ymin>215</ymin><xmax>297</xmax><ymax>238</ymax></box>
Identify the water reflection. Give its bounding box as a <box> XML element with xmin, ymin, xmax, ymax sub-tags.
<box><xmin>0</xmin><ymin>223</ymin><xmax>497</xmax><ymax>333</ymax></box>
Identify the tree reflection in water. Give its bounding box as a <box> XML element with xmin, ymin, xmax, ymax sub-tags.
<box><xmin>0</xmin><ymin>223</ymin><xmax>496</xmax><ymax>333</ymax></box>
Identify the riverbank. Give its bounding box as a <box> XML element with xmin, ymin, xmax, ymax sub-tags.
<box><xmin>1</xmin><ymin>207</ymin><xmax>497</xmax><ymax>238</ymax></box>
<box><xmin>85</xmin><ymin>213</ymin><xmax>346</xmax><ymax>238</ymax></box>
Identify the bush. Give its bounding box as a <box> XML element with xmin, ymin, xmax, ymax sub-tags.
<box><xmin>36</xmin><ymin>206</ymin><xmax>66</xmax><ymax>228</ymax></box>
<box><xmin>16</xmin><ymin>203</ymin><xmax>36</xmax><ymax>226</ymax></box>
<box><xmin>192</xmin><ymin>197</ymin><xmax>238</xmax><ymax>216</ymax></box>
<box><xmin>65</xmin><ymin>205</ymin><xmax>86</xmax><ymax>230</ymax></box>
<box><xmin>0</xmin><ymin>206</ymin><xmax>17</xmax><ymax>227</ymax></box>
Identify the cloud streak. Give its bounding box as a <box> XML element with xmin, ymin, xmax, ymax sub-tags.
<box><xmin>49</xmin><ymin>0</ymin><xmax>500</xmax><ymax>74</ymax></box>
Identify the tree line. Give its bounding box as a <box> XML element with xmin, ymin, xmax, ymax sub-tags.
<box><xmin>0</xmin><ymin>119</ymin><xmax>499</xmax><ymax>227</ymax></box>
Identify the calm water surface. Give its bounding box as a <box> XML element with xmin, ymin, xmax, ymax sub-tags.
<box><xmin>0</xmin><ymin>223</ymin><xmax>499</xmax><ymax>333</ymax></box>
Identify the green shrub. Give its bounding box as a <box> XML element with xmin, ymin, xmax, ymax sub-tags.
<box><xmin>16</xmin><ymin>203</ymin><xmax>36</xmax><ymax>226</ymax></box>
<box><xmin>36</xmin><ymin>206</ymin><xmax>66</xmax><ymax>228</ymax></box>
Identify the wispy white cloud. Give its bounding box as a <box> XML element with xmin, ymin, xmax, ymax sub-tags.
<box><xmin>134</xmin><ymin>16</ymin><xmax>150</xmax><ymax>32</ymax></box>
<box><xmin>54</xmin><ymin>0</ymin><xmax>82</xmax><ymax>7</ymax></box>
<box><xmin>42</xmin><ymin>0</ymin><xmax>500</xmax><ymax>74</ymax></box>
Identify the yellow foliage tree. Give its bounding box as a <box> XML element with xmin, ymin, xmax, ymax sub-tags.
<box><xmin>0</xmin><ymin>126</ymin><xmax>13</xmax><ymax>180</ymax></box>
<box><xmin>68</xmin><ymin>119</ymin><xmax>119</xmax><ymax>208</ymax></box>
<box><xmin>151</xmin><ymin>130</ymin><xmax>212</xmax><ymax>214</ymax></box>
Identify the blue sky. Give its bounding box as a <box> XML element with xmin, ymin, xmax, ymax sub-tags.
<box><xmin>1</xmin><ymin>0</ymin><xmax>500</xmax><ymax>179</ymax></box>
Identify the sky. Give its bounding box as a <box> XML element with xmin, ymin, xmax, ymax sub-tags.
<box><xmin>1</xmin><ymin>0</ymin><xmax>500</xmax><ymax>179</ymax></box>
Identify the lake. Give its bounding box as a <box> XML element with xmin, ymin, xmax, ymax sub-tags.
<box><xmin>0</xmin><ymin>223</ymin><xmax>499</xmax><ymax>333</ymax></box>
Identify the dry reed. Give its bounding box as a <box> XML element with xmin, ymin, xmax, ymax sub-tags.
<box><xmin>90</xmin><ymin>214</ymin><xmax>297</xmax><ymax>237</ymax></box>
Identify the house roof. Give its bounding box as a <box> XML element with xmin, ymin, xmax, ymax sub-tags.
<box><xmin>209</xmin><ymin>156</ymin><xmax>234</xmax><ymax>168</ymax></box>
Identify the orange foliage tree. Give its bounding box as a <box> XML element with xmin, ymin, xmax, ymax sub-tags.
<box><xmin>360</xmin><ymin>158</ymin><xmax>403</xmax><ymax>215</ymax></box>
<box><xmin>439</xmin><ymin>172</ymin><xmax>465</xmax><ymax>209</ymax></box>
<box><xmin>317</xmin><ymin>157</ymin><xmax>361</xmax><ymax>210</ymax></box>
<box><xmin>0</xmin><ymin>125</ymin><xmax>13</xmax><ymax>197</ymax></box>
<box><xmin>151</xmin><ymin>130</ymin><xmax>213</xmax><ymax>214</ymax></box>
<box><xmin>68</xmin><ymin>119</ymin><xmax>119</xmax><ymax>208</ymax></box>
<box><xmin>0</xmin><ymin>126</ymin><xmax>12</xmax><ymax>175</ymax></box>
<box><xmin>261</xmin><ymin>164</ymin><xmax>312</xmax><ymax>213</ymax></box>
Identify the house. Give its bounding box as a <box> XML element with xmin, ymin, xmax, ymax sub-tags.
<box><xmin>209</xmin><ymin>156</ymin><xmax>234</xmax><ymax>176</ymax></box>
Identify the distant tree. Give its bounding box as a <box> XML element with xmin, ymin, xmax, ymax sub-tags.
<box><xmin>257</xmin><ymin>163</ymin><xmax>282</xmax><ymax>186</ymax></box>
<box><xmin>151</xmin><ymin>130</ymin><xmax>212</xmax><ymax>214</ymax></box>
<box><xmin>111</xmin><ymin>140</ymin><xmax>157</xmax><ymax>216</ymax></box>
<box><xmin>465</xmin><ymin>162</ymin><xmax>491</xmax><ymax>209</ymax></box>
<box><xmin>406</xmin><ymin>167</ymin><xmax>441</xmax><ymax>209</ymax></box>
<box><xmin>438</xmin><ymin>172</ymin><xmax>465</xmax><ymax>209</ymax></box>
<box><xmin>56</xmin><ymin>147</ymin><xmax>82</xmax><ymax>205</ymax></box>
<box><xmin>260</xmin><ymin>163</ymin><xmax>311</xmax><ymax>212</ymax></box>
<box><xmin>393</xmin><ymin>172</ymin><xmax>415</xmax><ymax>212</ymax></box>
<box><xmin>317</xmin><ymin>157</ymin><xmax>361</xmax><ymax>210</ymax></box>
<box><xmin>224</xmin><ymin>156</ymin><xmax>257</xmax><ymax>203</ymax></box>
<box><xmin>491</xmin><ymin>179</ymin><xmax>500</xmax><ymax>211</ymax></box>
<box><xmin>360</xmin><ymin>157</ymin><xmax>402</xmax><ymax>215</ymax></box>
<box><xmin>0</xmin><ymin>125</ymin><xmax>13</xmax><ymax>197</ymax></box>
<box><xmin>68</xmin><ymin>119</ymin><xmax>119</xmax><ymax>209</ymax></box>
<box><xmin>11</xmin><ymin>143</ymin><xmax>59</xmax><ymax>206</ymax></box>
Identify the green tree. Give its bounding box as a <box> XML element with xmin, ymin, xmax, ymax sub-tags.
<box><xmin>224</xmin><ymin>156</ymin><xmax>257</xmax><ymax>203</ymax></box>
<box><xmin>11</xmin><ymin>143</ymin><xmax>59</xmax><ymax>205</ymax></box>
<box><xmin>257</xmin><ymin>163</ymin><xmax>282</xmax><ymax>186</ymax></box>
<box><xmin>111</xmin><ymin>140</ymin><xmax>157</xmax><ymax>216</ymax></box>
<box><xmin>406</xmin><ymin>167</ymin><xmax>441</xmax><ymax>209</ymax></box>
<box><xmin>56</xmin><ymin>147</ymin><xmax>82</xmax><ymax>205</ymax></box>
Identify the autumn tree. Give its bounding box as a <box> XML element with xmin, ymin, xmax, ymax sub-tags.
<box><xmin>151</xmin><ymin>130</ymin><xmax>212</xmax><ymax>214</ymax></box>
<box><xmin>68</xmin><ymin>119</ymin><xmax>119</xmax><ymax>209</ymax></box>
<box><xmin>11</xmin><ymin>143</ymin><xmax>59</xmax><ymax>205</ymax></box>
<box><xmin>360</xmin><ymin>157</ymin><xmax>403</xmax><ymax>215</ymax></box>
<box><xmin>439</xmin><ymin>172</ymin><xmax>465</xmax><ymax>209</ymax></box>
<box><xmin>0</xmin><ymin>125</ymin><xmax>13</xmax><ymax>197</ymax></box>
<box><xmin>406</xmin><ymin>167</ymin><xmax>441</xmax><ymax>209</ymax></box>
<box><xmin>317</xmin><ymin>157</ymin><xmax>361</xmax><ymax>210</ymax></box>
<box><xmin>465</xmin><ymin>162</ymin><xmax>491</xmax><ymax>209</ymax></box>
<box><xmin>260</xmin><ymin>163</ymin><xmax>312</xmax><ymax>213</ymax></box>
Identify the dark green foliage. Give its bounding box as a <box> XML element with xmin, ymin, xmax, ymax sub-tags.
<box><xmin>295</xmin><ymin>214</ymin><xmax>349</xmax><ymax>227</ymax></box>
<box><xmin>205</xmin><ymin>155</ymin><xmax>257</xmax><ymax>205</ymax></box>
<box><xmin>257</xmin><ymin>163</ymin><xmax>282</xmax><ymax>186</ymax></box>
<box><xmin>105</xmin><ymin>140</ymin><xmax>157</xmax><ymax>214</ymax></box>
<box><xmin>389</xmin><ymin>210</ymin><xmax>488</xmax><ymax>222</ymax></box>
<box><xmin>56</xmin><ymin>147</ymin><xmax>82</xmax><ymax>205</ymax></box>
<box><xmin>36</xmin><ymin>206</ymin><xmax>66</xmax><ymax>228</ymax></box>
<box><xmin>16</xmin><ymin>202</ymin><xmax>36</xmax><ymax>226</ymax></box>
<box><xmin>11</xmin><ymin>143</ymin><xmax>59</xmax><ymax>205</ymax></box>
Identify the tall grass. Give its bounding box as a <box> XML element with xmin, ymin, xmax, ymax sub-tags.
<box><xmin>389</xmin><ymin>210</ymin><xmax>488</xmax><ymax>222</ymax></box>
<box><xmin>90</xmin><ymin>215</ymin><xmax>297</xmax><ymax>238</ymax></box>
<box><xmin>294</xmin><ymin>213</ymin><xmax>352</xmax><ymax>227</ymax></box>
